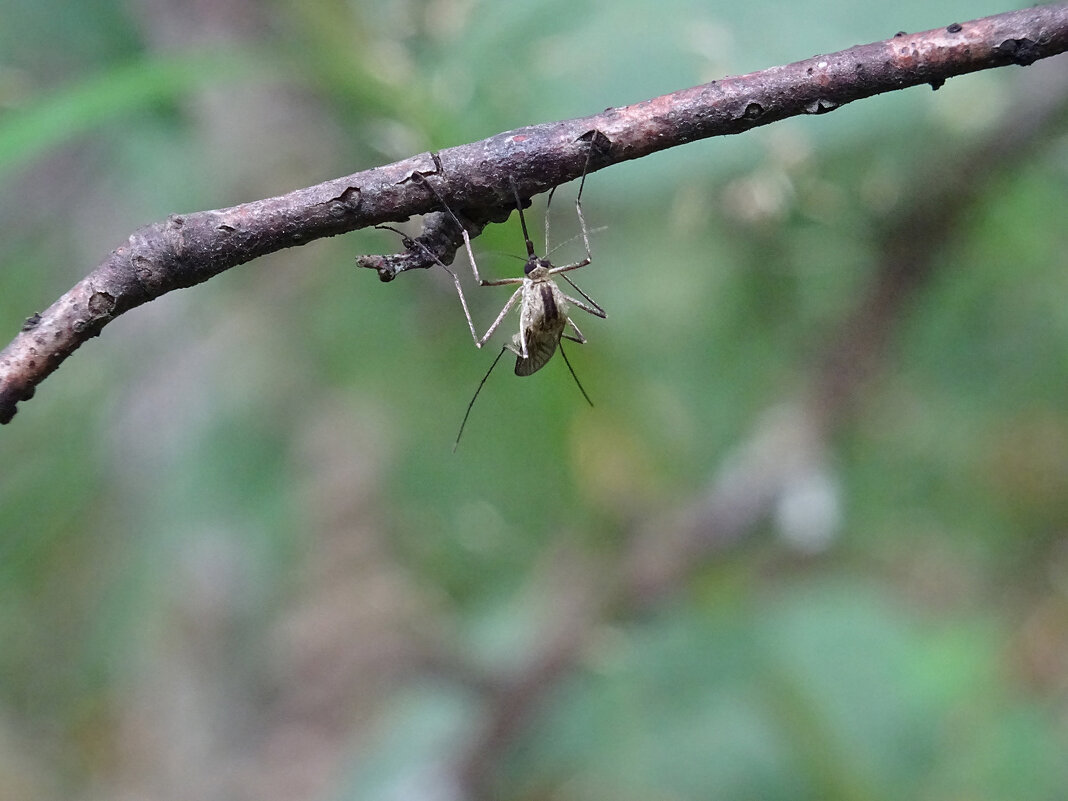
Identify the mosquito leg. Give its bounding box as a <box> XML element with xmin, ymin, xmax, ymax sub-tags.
<box><xmin>507</xmin><ymin>176</ymin><xmax>540</xmax><ymax>263</ymax></box>
<box><xmin>541</xmin><ymin>139</ymin><xmax>598</xmax><ymax>267</ymax></box>
<box><xmin>544</xmin><ymin>185</ymin><xmax>558</xmax><ymax>256</ymax></box>
<box><xmin>548</xmin><ymin>259</ymin><xmax>590</xmax><ymax>276</ymax></box>
<box><xmin>574</xmin><ymin>140</ymin><xmax>596</xmax><ymax>263</ymax></box>
<box><xmin>411</xmin><ymin>172</ymin><xmax>495</xmax><ymax>285</ymax></box>
<box><xmin>505</xmin><ymin>324</ymin><xmax>530</xmax><ymax>361</ymax></box>
<box><xmin>559</xmin><ymin>288</ymin><xmax>607</xmax><ymax>319</ymax></box>
<box><xmin>404</xmin><ymin>174</ymin><xmax>534</xmax><ymax>348</ymax></box>
<box><xmin>439</xmin><ymin>260</ymin><xmax>480</xmax><ymax>342</ymax></box>
<box><xmin>455</xmin><ymin>228</ymin><xmax>525</xmax><ymax>289</ymax></box>
<box><xmin>454</xmin><ymin>345</ymin><xmax>508</xmax><ymax>451</ymax></box>
<box><xmin>477</xmin><ymin>287</ymin><xmax>524</xmax><ymax>349</ymax></box>
<box><xmin>457</xmin><ymin>226</ymin><xmax>488</xmax><ymax>285</ymax></box>
<box><xmin>544</xmin><ymin>141</ymin><xmax>597</xmax><ymax>273</ymax></box>
<box><xmin>565</xmin><ymin>318</ymin><xmax>588</xmax><ymax>343</ymax></box>
<box><xmin>573</xmin><ymin>196</ymin><xmax>593</xmax><ymax>265</ymax></box>
<box><xmin>376</xmin><ymin>224</ymin><xmax>483</xmax><ymax>343</ymax></box>
<box><xmin>559</xmin><ymin>342</ymin><xmax>594</xmax><ymax>407</ymax></box>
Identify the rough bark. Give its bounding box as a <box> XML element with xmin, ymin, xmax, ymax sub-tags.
<box><xmin>1</xmin><ymin>4</ymin><xmax>1066</xmax><ymax>423</ymax></box>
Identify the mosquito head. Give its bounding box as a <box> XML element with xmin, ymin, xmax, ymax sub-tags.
<box><xmin>524</xmin><ymin>256</ymin><xmax>552</xmax><ymax>276</ymax></box>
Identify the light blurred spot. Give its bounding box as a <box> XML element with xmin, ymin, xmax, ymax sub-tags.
<box><xmin>423</xmin><ymin>0</ymin><xmax>477</xmax><ymax>41</ymax></box>
<box><xmin>775</xmin><ymin>467</ymin><xmax>841</xmax><ymax>554</ymax></box>
<box><xmin>570</xmin><ymin>411</ymin><xmax>664</xmax><ymax>519</ymax></box>
<box><xmin>928</xmin><ymin>74</ymin><xmax>1007</xmax><ymax>135</ymax></box>
<box><xmin>366</xmin><ymin>39</ymin><xmax>416</xmax><ymax>87</ymax></box>
<box><xmin>454</xmin><ymin>501</ymin><xmax>511</xmax><ymax>556</ymax></box>
<box><xmin>685</xmin><ymin>17</ymin><xmax>734</xmax><ymax>82</ymax></box>
<box><xmin>720</xmin><ymin>166</ymin><xmax>794</xmax><ymax>225</ymax></box>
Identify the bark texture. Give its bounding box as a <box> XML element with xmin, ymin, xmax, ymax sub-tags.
<box><xmin>1</xmin><ymin>4</ymin><xmax>1066</xmax><ymax>423</ymax></box>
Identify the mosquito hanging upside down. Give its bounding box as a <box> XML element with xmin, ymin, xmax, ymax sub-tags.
<box><xmin>379</xmin><ymin>145</ymin><xmax>606</xmax><ymax>448</ymax></box>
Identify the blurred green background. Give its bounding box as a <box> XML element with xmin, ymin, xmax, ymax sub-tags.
<box><xmin>2</xmin><ymin>1</ymin><xmax>1067</xmax><ymax>799</ymax></box>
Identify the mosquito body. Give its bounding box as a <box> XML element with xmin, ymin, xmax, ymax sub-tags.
<box><xmin>514</xmin><ymin>264</ymin><xmax>571</xmax><ymax>376</ymax></box>
<box><xmin>439</xmin><ymin>178</ymin><xmax>605</xmax><ymax>448</ymax></box>
<box><xmin>483</xmin><ymin>202</ymin><xmax>605</xmax><ymax>379</ymax></box>
<box><xmin>387</xmin><ymin>142</ymin><xmax>606</xmax><ymax>447</ymax></box>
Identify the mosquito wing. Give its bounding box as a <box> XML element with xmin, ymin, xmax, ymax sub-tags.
<box><xmin>514</xmin><ymin>330</ymin><xmax>560</xmax><ymax>375</ymax></box>
<box><xmin>514</xmin><ymin>281</ymin><xmax>567</xmax><ymax>376</ymax></box>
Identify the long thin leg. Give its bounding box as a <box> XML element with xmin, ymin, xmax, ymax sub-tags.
<box><xmin>380</xmin><ymin>218</ymin><xmax>524</xmax><ymax>347</ymax></box>
<box><xmin>564</xmin><ymin>318</ymin><xmax>588</xmax><ymax>343</ymax></box>
<box><xmin>457</xmin><ymin>226</ymin><xmax>490</xmax><ymax>285</ymax></box>
<box><xmin>559</xmin><ymin>289</ymin><xmax>607</xmax><ymax>320</ymax></box>
<box><xmin>521</xmin><ymin>135</ymin><xmax>596</xmax><ymax>264</ymax></box>
<box><xmin>544</xmin><ymin>141</ymin><xmax>597</xmax><ymax>272</ymax></box>
<box><xmin>503</xmin><ymin>329</ymin><xmax>531</xmax><ymax>361</ymax></box>
<box><xmin>378</xmin><ymin>224</ymin><xmax>482</xmax><ymax>343</ymax></box>
<box><xmin>454</xmin><ymin>345</ymin><xmax>508</xmax><ymax>451</ymax></box>
<box><xmin>559</xmin><ymin>342</ymin><xmax>594</xmax><ymax>407</ymax></box>
<box><xmin>413</xmin><ymin>173</ymin><xmax>499</xmax><ymax>287</ymax></box>
<box><xmin>573</xmin><ymin>192</ymin><xmax>593</xmax><ymax>266</ymax></box>
<box><xmin>542</xmin><ymin>227</ymin><xmax>606</xmax><ymax>262</ymax></box>
<box><xmin>408</xmin><ymin>175</ymin><xmax>543</xmax><ymax>355</ymax></box>
<box><xmin>420</xmin><ymin>234</ymin><xmax>524</xmax><ymax>345</ymax></box>
<box><xmin>439</xmin><ymin>261</ymin><xmax>480</xmax><ymax>342</ymax></box>
<box><xmin>508</xmin><ymin>177</ymin><xmax>538</xmax><ymax>260</ymax></box>
<box><xmin>544</xmin><ymin>185</ymin><xmax>558</xmax><ymax>256</ymax></box>
<box><xmin>477</xmin><ymin>287</ymin><xmax>524</xmax><ymax>349</ymax></box>
<box><xmin>573</xmin><ymin>140</ymin><xmax>595</xmax><ymax>263</ymax></box>
<box><xmin>548</xmin><ymin>258</ymin><xmax>591</xmax><ymax>275</ymax></box>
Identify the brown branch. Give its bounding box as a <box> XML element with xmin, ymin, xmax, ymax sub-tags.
<box><xmin>2</xmin><ymin>5</ymin><xmax>1067</xmax><ymax>424</ymax></box>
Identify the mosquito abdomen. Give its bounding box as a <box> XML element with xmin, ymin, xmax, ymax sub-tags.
<box><xmin>540</xmin><ymin>285</ymin><xmax>558</xmax><ymax>321</ymax></box>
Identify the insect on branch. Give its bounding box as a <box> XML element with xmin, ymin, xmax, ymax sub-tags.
<box><xmin>1</xmin><ymin>4</ymin><xmax>1066</xmax><ymax>423</ymax></box>
<box><xmin>374</xmin><ymin>146</ymin><xmax>607</xmax><ymax>449</ymax></box>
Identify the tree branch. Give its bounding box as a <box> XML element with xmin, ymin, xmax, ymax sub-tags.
<box><xmin>2</xmin><ymin>4</ymin><xmax>1066</xmax><ymax>424</ymax></box>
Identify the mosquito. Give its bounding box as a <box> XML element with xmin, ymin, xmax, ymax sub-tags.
<box><xmin>398</xmin><ymin>148</ymin><xmax>607</xmax><ymax>448</ymax></box>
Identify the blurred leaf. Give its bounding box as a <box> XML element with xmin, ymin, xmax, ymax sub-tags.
<box><xmin>0</xmin><ymin>49</ymin><xmax>268</xmax><ymax>184</ymax></box>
